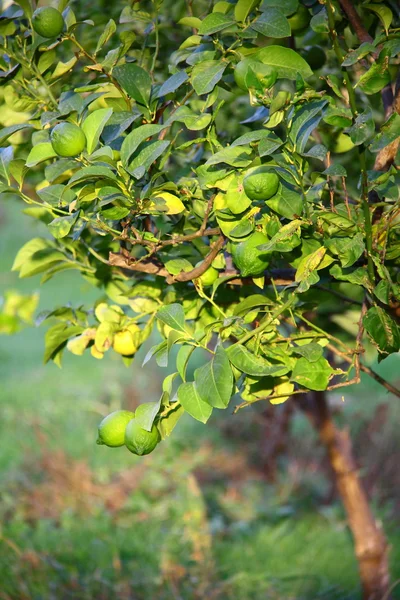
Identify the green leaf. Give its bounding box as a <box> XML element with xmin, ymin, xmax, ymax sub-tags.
<box><xmin>330</xmin><ymin>264</ymin><xmax>371</xmax><ymax>289</ymax></box>
<box><xmin>48</xmin><ymin>213</ymin><xmax>78</xmax><ymax>239</ymax></box>
<box><xmin>51</xmin><ymin>57</ymin><xmax>78</xmax><ymax>80</ymax></box>
<box><xmin>44</xmin><ymin>323</ymin><xmax>84</xmax><ymax>364</ymax></box>
<box><xmin>113</xmin><ymin>64</ymin><xmax>152</xmax><ymax>107</ymax></box>
<box><xmin>127</xmin><ymin>139</ymin><xmax>170</xmax><ymax>179</ymax></box>
<box><xmin>82</xmin><ymin>108</ymin><xmax>113</xmax><ymax>154</ymax></box>
<box><xmin>231</xmin><ymin>129</ymin><xmax>270</xmax><ymax>147</ymax></box>
<box><xmin>256</xmin><ymin>46</ymin><xmax>313</xmax><ymax>80</ymax></box>
<box><xmin>25</xmin><ymin>143</ymin><xmax>57</xmax><ymax>168</ymax></box>
<box><xmin>164</xmin><ymin>258</ymin><xmax>192</xmax><ymax>275</ymax></box>
<box><xmin>289</xmin><ymin>99</ymin><xmax>328</xmax><ymax>153</ymax></box>
<box><xmin>191</xmin><ymin>60</ymin><xmax>226</xmax><ymax>96</ymax></box>
<box><xmin>323</xmin><ymin>164</ymin><xmax>347</xmax><ymax>177</ymax></box>
<box><xmin>325</xmin><ymin>233</ymin><xmax>365</xmax><ymax>268</ymax></box>
<box><xmin>357</xmin><ymin>61</ymin><xmax>391</xmax><ymax>95</ymax></box>
<box><xmin>12</xmin><ymin>238</ymin><xmax>65</xmax><ymax>278</ymax></box>
<box><xmin>251</xmin><ymin>9</ymin><xmax>290</xmax><ymax>38</ymax></box>
<box><xmin>0</xmin><ymin>147</ymin><xmax>13</xmax><ymax>184</ymax></box>
<box><xmin>177</xmin><ymin>382</ymin><xmax>213</xmax><ymax>423</ymax></box>
<box><xmin>166</xmin><ymin>106</ymin><xmax>212</xmax><ymax>131</ymax></box>
<box><xmin>342</xmin><ymin>42</ymin><xmax>376</xmax><ymax>67</ymax></box>
<box><xmin>369</xmin><ymin>113</ymin><xmax>400</xmax><ymax>153</ymax></box>
<box><xmin>120</xmin><ymin>124</ymin><xmax>165</xmax><ymax>165</ymax></box>
<box><xmin>363</xmin><ymin>306</ymin><xmax>400</xmax><ymax>356</ymax></box>
<box><xmin>260</xmin><ymin>0</ymin><xmax>298</xmax><ymax>16</ymax></box>
<box><xmin>227</xmin><ymin>344</ymin><xmax>289</xmax><ymax>377</ymax></box>
<box><xmin>292</xmin><ymin>342</ymin><xmax>323</xmax><ymax>362</ymax></box>
<box><xmin>156</xmin><ymin>303</ymin><xmax>188</xmax><ymax>334</ymax></box>
<box><xmin>258</xmin><ymin>219</ymin><xmax>302</xmax><ymax>252</ymax></box>
<box><xmin>135</xmin><ymin>400</ymin><xmax>161</xmax><ymax>431</ymax></box>
<box><xmin>266</xmin><ymin>180</ymin><xmax>303</xmax><ymax>219</ymax></box>
<box><xmin>14</xmin><ymin>0</ymin><xmax>32</xmax><ymax>18</ymax></box>
<box><xmin>176</xmin><ymin>344</ymin><xmax>196</xmax><ymax>381</ymax></box>
<box><xmin>235</xmin><ymin>0</ymin><xmax>260</xmax><ymax>21</ymax></box>
<box><xmin>205</xmin><ymin>145</ymin><xmax>253</xmax><ymax>167</ymax></box>
<box><xmin>0</xmin><ymin>124</ymin><xmax>33</xmax><ymax>146</ymax></box>
<box><xmin>68</xmin><ymin>166</ymin><xmax>118</xmax><ymax>185</ymax></box>
<box><xmin>157</xmin><ymin>403</ymin><xmax>185</xmax><ymax>439</ymax></box>
<box><xmin>233</xmin><ymin>294</ymin><xmax>273</xmax><ymax>316</ymax></box>
<box><xmin>364</xmin><ymin>4</ymin><xmax>392</xmax><ymax>34</ymax></box>
<box><xmin>37</xmin><ymin>185</ymin><xmax>76</xmax><ymax>206</ymax></box>
<box><xmin>156</xmin><ymin>71</ymin><xmax>188</xmax><ymax>98</ymax></box>
<box><xmin>258</xmin><ymin>133</ymin><xmax>284</xmax><ymax>156</ymax></box>
<box><xmin>95</xmin><ymin>19</ymin><xmax>117</xmax><ymax>55</ymax></box>
<box><xmin>194</xmin><ymin>346</ymin><xmax>233</xmax><ymax>409</ymax></box>
<box><xmin>291</xmin><ymin>356</ymin><xmax>334</xmax><ymax>391</ymax></box>
<box><xmin>348</xmin><ymin>109</ymin><xmax>374</xmax><ymax>146</ymax></box>
<box><xmin>198</xmin><ymin>12</ymin><xmax>235</xmax><ymax>35</ymax></box>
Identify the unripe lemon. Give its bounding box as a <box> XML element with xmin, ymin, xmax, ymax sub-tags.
<box><xmin>97</xmin><ymin>410</ymin><xmax>135</xmax><ymax>447</ymax></box>
<box><xmin>113</xmin><ymin>327</ymin><xmax>139</xmax><ymax>356</ymax></box>
<box><xmin>125</xmin><ymin>418</ymin><xmax>160</xmax><ymax>456</ymax></box>
<box><xmin>234</xmin><ymin>57</ymin><xmax>261</xmax><ymax>91</ymax></box>
<box><xmin>32</xmin><ymin>7</ymin><xmax>64</xmax><ymax>39</ymax></box>
<box><xmin>50</xmin><ymin>122</ymin><xmax>86</xmax><ymax>157</ymax></box>
<box><xmin>303</xmin><ymin>46</ymin><xmax>326</xmax><ymax>71</ymax></box>
<box><xmin>288</xmin><ymin>4</ymin><xmax>310</xmax><ymax>33</ymax></box>
<box><xmin>231</xmin><ymin>231</ymin><xmax>270</xmax><ymax>277</ymax></box>
<box><xmin>195</xmin><ymin>262</ymin><xmax>219</xmax><ymax>287</ymax></box>
<box><xmin>243</xmin><ymin>167</ymin><xmax>279</xmax><ymax>201</ymax></box>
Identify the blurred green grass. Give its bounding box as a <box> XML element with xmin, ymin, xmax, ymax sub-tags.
<box><xmin>1</xmin><ymin>199</ymin><xmax>400</xmax><ymax>599</ymax></box>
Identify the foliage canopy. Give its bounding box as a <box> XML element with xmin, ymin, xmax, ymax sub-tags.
<box><xmin>1</xmin><ymin>0</ymin><xmax>400</xmax><ymax>445</ymax></box>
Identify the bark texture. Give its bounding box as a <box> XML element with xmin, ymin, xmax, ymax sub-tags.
<box><xmin>297</xmin><ymin>392</ymin><xmax>391</xmax><ymax>600</ymax></box>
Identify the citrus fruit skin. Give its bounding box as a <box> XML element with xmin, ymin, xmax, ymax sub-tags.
<box><xmin>97</xmin><ymin>410</ymin><xmax>135</xmax><ymax>447</ymax></box>
<box><xmin>288</xmin><ymin>4</ymin><xmax>310</xmax><ymax>33</ymax></box>
<box><xmin>113</xmin><ymin>328</ymin><xmax>139</xmax><ymax>356</ymax></box>
<box><xmin>195</xmin><ymin>262</ymin><xmax>219</xmax><ymax>287</ymax></box>
<box><xmin>50</xmin><ymin>122</ymin><xmax>86</xmax><ymax>157</ymax></box>
<box><xmin>231</xmin><ymin>231</ymin><xmax>270</xmax><ymax>277</ymax></box>
<box><xmin>234</xmin><ymin>57</ymin><xmax>261</xmax><ymax>91</ymax></box>
<box><xmin>32</xmin><ymin>7</ymin><xmax>64</xmax><ymax>39</ymax></box>
<box><xmin>303</xmin><ymin>46</ymin><xmax>326</xmax><ymax>71</ymax></box>
<box><xmin>243</xmin><ymin>167</ymin><xmax>279</xmax><ymax>201</ymax></box>
<box><xmin>124</xmin><ymin>418</ymin><xmax>160</xmax><ymax>456</ymax></box>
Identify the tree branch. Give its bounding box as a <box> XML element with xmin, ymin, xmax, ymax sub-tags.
<box><xmin>109</xmin><ymin>234</ymin><xmax>225</xmax><ymax>283</ymax></box>
<box><xmin>338</xmin><ymin>0</ymin><xmax>373</xmax><ymax>44</ymax></box>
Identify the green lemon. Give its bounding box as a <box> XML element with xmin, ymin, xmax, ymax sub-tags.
<box><xmin>125</xmin><ymin>418</ymin><xmax>160</xmax><ymax>456</ymax></box>
<box><xmin>97</xmin><ymin>410</ymin><xmax>135</xmax><ymax>447</ymax></box>
<box><xmin>50</xmin><ymin>122</ymin><xmax>86</xmax><ymax>157</ymax></box>
<box><xmin>243</xmin><ymin>167</ymin><xmax>279</xmax><ymax>201</ymax></box>
<box><xmin>195</xmin><ymin>262</ymin><xmax>219</xmax><ymax>287</ymax></box>
<box><xmin>234</xmin><ymin>57</ymin><xmax>262</xmax><ymax>91</ymax></box>
<box><xmin>231</xmin><ymin>231</ymin><xmax>270</xmax><ymax>277</ymax></box>
<box><xmin>303</xmin><ymin>46</ymin><xmax>326</xmax><ymax>71</ymax></box>
<box><xmin>32</xmin><ymin>7</ymin><xmax>64</xmax><ymax>39</ymax></box>
<box><xmin>113</xmin><ymin>325</ymin><xmax>140</xmax><ymax>356</ymax></box>
<box><xmin>288</xmin><ymin>4</ymin><xmax>310</xmax><ymax>33</ymax></box>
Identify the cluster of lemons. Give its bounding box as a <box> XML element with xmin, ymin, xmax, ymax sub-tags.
<box><xmin>67</xmin><ymin>304</ymin><xmax>143</xmax><ymax>360</ymax></box>
<box><xmin>97</xmin><ymin>407</ymin><xmax>160</xmax><ymax>456</ymax></box>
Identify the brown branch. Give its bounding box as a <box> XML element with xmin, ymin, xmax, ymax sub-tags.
<box><xmin>338</xmin><ymin>0</ymin><xmax>373</xmax><ymax>45</ymax></box>
<box><xmin>327</xmin><ymin>343</ymin><xmax>400</xmax><ymax>399</ymax></box>
<box><xmin>109</xmin><ymin>234</ymin><xmax>225</xmax><ymax>284</ymax></box>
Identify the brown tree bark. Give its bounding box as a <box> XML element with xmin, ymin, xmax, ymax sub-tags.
<box><xmin>297</xmin><ymin>391</ymin><xmax>391</xmax><ymax>600</ymax></box>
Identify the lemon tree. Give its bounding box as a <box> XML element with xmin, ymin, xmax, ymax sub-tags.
<box><xmin>2</xmin><ymin>0</ymin><xmax>400</xmax><ymax>594</ymax></box>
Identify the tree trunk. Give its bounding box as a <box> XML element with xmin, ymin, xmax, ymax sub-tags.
<box><xmin>296</xmin><ymin>391</ymin><xmax>391</xmax><ymax>600</ymax></box>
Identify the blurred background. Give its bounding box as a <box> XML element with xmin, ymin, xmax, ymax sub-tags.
<box><xmin>1</xmin><ymin>198</ymin><xmax>400</xmax><ymax>600</ymax></box>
